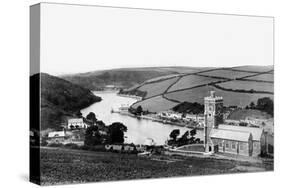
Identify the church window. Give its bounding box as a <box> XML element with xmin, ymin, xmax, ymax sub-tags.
<box><xmin>239</xmin><ymin>143</ymin><xmax>245</xmax><ymax>150</ymax></box>
<box><xmin>225</xmin><ymin>141</ymin><xmax>229</xmax><ymax>149</ymax></box>
<box><xmin>231</xmin><ymin>142</ymin><xmax>236</xmax><ymax>149</ymax></box>
<box><xmin>219</xmin><ymin>140</ymin><xmax>223</xmax><ymax>147</ymax></box>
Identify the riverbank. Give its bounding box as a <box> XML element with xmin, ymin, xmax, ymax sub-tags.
<box><xmin>112</xmin><ymin>110</ymin><xmax>203</xmax><ymax>130</ymax></box>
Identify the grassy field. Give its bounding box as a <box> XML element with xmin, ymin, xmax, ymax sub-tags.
<box><xmin>138</xmin><ymin>77</ymin><xmax>178</xmax><ymax>98</ymax></box>
<box><xmin>132</xmin><ymin>95</ymin><xmax>178</xmax><ymax>112</ymax></box>
<box><xmin>40</xmin><ymin>147</ymin><xmax>273</xmax><ymax>185</ymax></box>
<box><xmin>168</xmin><ymin>75</ymin><xmax>225</xmax><ymax>92</ymax></box>
<box><xmin>227</xmin><ymin>109</ymin><xmax>272</xmax><ymax>120</ymax></box>
<box><xmin>197</xmin><ymin>69</ymin><xmax>256</xmax><ymax>79</ymax></box>
<box><xmin>245</xmin><ymin>73</ymin><xmax>274</xmax><ymax>82</ymax></box>
<box><xmin>217</xmin><ymin>80</ymin><xmax>273</xmax><ymax>93</ymax></box>
<box><xmin>164</xmin><ymin>86</ymin><xmax>273</xmax><ymax>107</ymax></box>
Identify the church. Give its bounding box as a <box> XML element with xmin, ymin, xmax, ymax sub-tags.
<box><xmin>204</xmin><ymin>91</ymin><xmax>266</xmax><ymax>157</ymax></box>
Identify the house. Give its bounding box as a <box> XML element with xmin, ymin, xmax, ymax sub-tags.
<box><xmin>204</xmin><ymin>91</ymin><xmax>267</xmax><ymax>157</ymax></box>
<box><xmin>47</xmin><ymin>131</ymin><xmax>66</xmax><ymax>143</ymax></box>
<box><xmin>67</xmin><ymin>118</ymin><xmax>88</xmax><ymax>129</ymax></box>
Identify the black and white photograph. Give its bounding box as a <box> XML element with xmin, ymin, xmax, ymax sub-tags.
<box><xmin>28</xmin><ymin>2</ymin><xmax>275</xmax><ymax>185</ymax></box>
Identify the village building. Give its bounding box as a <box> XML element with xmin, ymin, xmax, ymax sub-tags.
<box><xmin>204</xmin><ymin>91</ymin><xmax>268</xmax><ymax>157</ymax></box>
<box><xmin>67</xmin><ymin>118</ymin><xmax>88</xmax><ymax>129</ymax></box>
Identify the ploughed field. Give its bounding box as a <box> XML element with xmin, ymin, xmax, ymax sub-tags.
<box><xmin>40</xmin><ymin>147</ymin><xmax>272</xmax><ymax>185</ymax></box>
<box><xmin>127</xmin><ymin>66</ymin><xmax>274</xmax><ymax>112</ymax></box>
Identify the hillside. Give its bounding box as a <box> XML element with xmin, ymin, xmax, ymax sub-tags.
<box><xmin>33</xmin><ymin>73</ymin><xmax>102</xmax><ymax>130</ymax></box>
<box><xmin>61</xmin><ymin>67</ymin><xmax>208</xmax><ymax>90</ymax></box>
<box><xmin>124</xmin><ymin>66</ymin><xmax>274</xmax><ymax>113</ymax></box>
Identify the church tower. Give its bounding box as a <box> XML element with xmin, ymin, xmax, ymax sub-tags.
<box><xmin>204</xmin><ymin>91</ymin><xmax>223</xmax><ymax>152</ymax></box>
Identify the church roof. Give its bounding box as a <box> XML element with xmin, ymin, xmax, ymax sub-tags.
<box><xmin>210</xmin><ymin>129</ymin><xmax>252</xmax><ymax>142</ymax></box>
<box><xmin>218</xmin><ymin>124</ymin><xmax>263</xmax><ymax>141</ymax></box>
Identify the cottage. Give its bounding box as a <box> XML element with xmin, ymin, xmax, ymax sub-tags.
<box><xmin>67</xmin><ymin>118</ymin><xmax>88</xmax><ymax>129</ymax></box>
<box><xmin>47</xmin><ymin>131</ymin><xmax>66</xmax><ymax>143</ymax></box>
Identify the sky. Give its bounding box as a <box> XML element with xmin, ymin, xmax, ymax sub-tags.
<box><xmin>40</xmin><ymin>3</ymin><xmax>274</xmax><ymax>75</ymax></box>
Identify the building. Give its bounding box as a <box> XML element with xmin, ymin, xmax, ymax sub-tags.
<box><xmin>204</xmin><ymin>91</ymin><xmax>267</xmax><ymax>157</ymax></box>
<box><xmin>67</xmin><ymin>118</ymin><xmax>88</xmax><ymax>129</ymax></box>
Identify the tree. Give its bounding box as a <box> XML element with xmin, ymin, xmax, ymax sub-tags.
<box><xmin>86</xmin><ymin>112</ymin><xmax>97</xmax><ymax>123</ymax></box>
<box><xmin>256</xmin><ymin>97</ymin><xmax>273</xmax><ymax>116</ymax></box>
<box><xmin>108</xmin><ymin>122</ymin><xmax>127</xmax><ymax>144</ymax></box>
<box><xmin>169</xmin><ymin>129</ymin><xmax>180</xmax><ymax>141</ymax></box>
<box><xmin>190</xmin><ymin>129</ymin><xmax>197</xmax><ymax>137</ymax></box>
<box><xmin>84</xmin><ymin>126</ymin><xmax>102</xmax><ymax>146</ymax></box>
<box><xmin>249</xmin><ymin>102</ymin><xmax>255</xmax><ymax>109</ymax></box>
<box><xmin>136</xmin><ymin>105</ymin><xmax>143</xmax><ymax>115</ymax></box>
<box><xmin>76</xmin><ymin>111</ymin><xmax>82</xmax><ymax>117</ymax></box>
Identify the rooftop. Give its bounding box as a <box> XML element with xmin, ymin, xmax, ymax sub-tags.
<box><xmin>210</xmin><ymin>128</ymin><xmax>252</xmax><ymax>142</ymax></box>
<box><xmin>218</xmin><ymin>124</ymin><xmax>263</xmax><ymax>141</ymax></box>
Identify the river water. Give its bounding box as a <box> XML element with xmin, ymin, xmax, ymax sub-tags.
<box><xmin>81</xmin><ymin>91</ymin><xmax>203</xmax><ymax>145</ymax></box>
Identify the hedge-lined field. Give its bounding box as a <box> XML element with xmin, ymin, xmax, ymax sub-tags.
<box><xmin>168</xmin><ymin>75</ymin><xmax>225</xmax><ymax>92</ymax></box>
<box><xmin>164</xmin><ymin>86</ymin><xmax>273</xmax><ymax>107</ymax></box>
<box><xmin>245</xmin><ymin>73</ymin><xmax>274</xmax><ymax>82</ymax></box>
<box><xmin>197</xmin><ymin>69</ymin><xmax>256</xmax><ymax>79</ymax></box>
<box><xmin>132</xmin><ymin>95</ymin><xmax>178</xmax><ymax>112</ymax></box>
<box><xmin>217</xmin><ymin>80</ymin><xmax>273</xmax><ymax>93</ymax></box>
<box><xmin>138</xmin><ymin>77</ymin><xmax>178</xmax><ymax>98</ymax></box>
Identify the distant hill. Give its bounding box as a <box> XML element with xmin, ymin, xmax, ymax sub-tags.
<box><xmin>125</xmin><ymin>65</ymin><xmax>274</xmax><ymax>113</ymax></box>
<box><xmin>32</xmin><ymin>73</ymin><xmax>102</xmax><ymax>130</ymax></box>
<box><xmin>61</xmin><ymin>67</ymin><xmax>207</xmax><ymax>90</ymax></box>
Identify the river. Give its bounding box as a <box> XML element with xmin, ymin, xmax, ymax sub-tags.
<box><xmin>81</xmin><ymin>91</ymin><xmax>203</xmax><ymax>145</ymax></box>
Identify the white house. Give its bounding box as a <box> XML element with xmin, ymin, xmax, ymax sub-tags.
<box><xmin>67</xmin><ymin>118</ymin><xmax>88</xmax><ymax>129</ymax></box>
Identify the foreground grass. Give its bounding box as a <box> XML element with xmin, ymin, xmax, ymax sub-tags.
<box><xmin>40</xmin><ymin>147</ymin><xmax>273</xmax><ymax>185</ymax></box>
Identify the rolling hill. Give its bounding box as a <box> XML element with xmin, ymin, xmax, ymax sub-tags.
<box><xmin>123</xmin><ymin>66</ymin><xmax>274</xmax><ymax>113</ymax></box>
<box><xmin>60</xmin><ymin>67</ymin><xmax>208</xmax><ymax>90</ymax></box>
<box><xmin>33</xmin><ymin>73</ymin><xmax>102</xmax><ymax>130</ymax></box>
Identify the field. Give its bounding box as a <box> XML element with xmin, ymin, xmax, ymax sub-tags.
<box><xmin>197</xmin><ymin>69</ymin><xmax>257</xmax><ymax>79</ymax></box>
<box><xmin>131</xmin><ymin>95</ymin><xmax>178</xmax><ymax>112</ymax></box>
<box><xmin>217</xmin><ymin>80</ymin><xmax>273</xmax><ymax>93</ymax></box>
<box><xmin>231</xmin><ymin>65</ymin><xmax>273</xmax><ymax>73</ymax></box>
<box><xmin>123</xmin><ymin>65</ymin><xmax>274</xmax><ymax>112</ymax></box>
<box><xmin>138</xmin><ymin>77</ymin><xmax>179</xmax><ymax>98</ymax></box>
<box><xmin>245</xmin><ymin>73</ymin><xmax>274</xmax><ymax>82</ymax></box>
<box><xmin>164</xmin><ymin>86</ymin><xmax>273</xmax><ymax>107</ymax></box>
<box><xmin>40</xmin><ymin>147</ymin><xmax>273</xmax><ymax>185</ymax></box>
<box><xmin>227</xmin><ymin>109</ymin><xmax>272</xmax><ymax>120</ymax></box>
<box><xmin>168</xmin><ymin>75</ymin><xmax>225</xmax><ymax>92</ymax></box>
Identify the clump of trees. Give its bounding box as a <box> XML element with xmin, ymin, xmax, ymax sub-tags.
<box><xmin>84</xmin><ymin>112</ymin><xmax>128</xmax><ymax>146</ymax></box>
<box><xmin>167</xmin><ymin>128</ymin><xmax>202</xmax><ymax>147</ymax></box>
<box><xmin>245</xmin><ymin>97</ymin><xmax>273</xmax><ymax>116</ymax></box>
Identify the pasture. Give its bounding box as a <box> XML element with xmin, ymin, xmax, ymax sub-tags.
<box><xmin>138</xmin><ymin>77</ymin><xmax>178</xmax><ymax>98</ymax></box>
<box><xmin>227</xmin><ymin>109</ymin><xmax>272</xmax><ymax>120</ymax></box>
<box><xmin>245</xmin><ymin>73</ymin><xmax>274</xmax><ymax>82</ymax></box>
<box><xmin>197</xmin><ymin>69</ymin><xmax>256</xmax><ymax>79</ymax></box>
<box><xmin>217</xmin><ymin>80</ymin><xmax>273</xmax><ymax>93</ymax></box>
<box><xmin>164</xmin><ymin>86</ymin><xmax>273</xmax><ymax>107</ymax></box>
<box><xmin>132</xmin><ymin>95</ymin><xmax>178</xmax><ymax>112</ymax></box>
<box><xmin>231</xmin><ymin>65</ymin><xmax>273</xmax><ymax>73</ymax></box>
<box><xmin>168</xmin><ymin>75</ymin><xmax>225</xmax><ymax>92</ymax></box>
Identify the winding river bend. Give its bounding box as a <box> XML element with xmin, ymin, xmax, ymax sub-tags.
<box><xmin>81</xmin><ymin>91</ymin><xmax>203</xmax><ymax>145</ymax></box>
